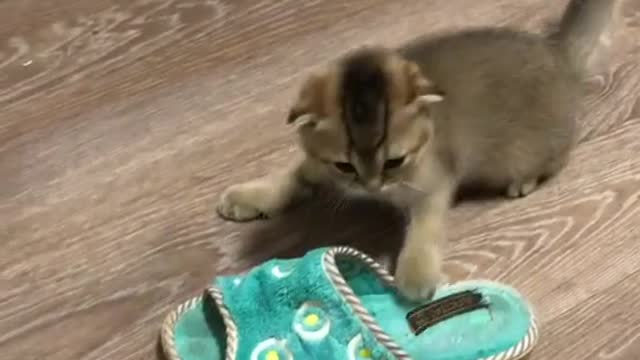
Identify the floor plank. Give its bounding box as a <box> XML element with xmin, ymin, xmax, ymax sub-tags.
<box><xmin>535</xmin><ymin>271</ymin><xmax>640</xmax><ymax>359</ymax></box>
<box><xmin>1</xmin><ymin>0</ymin><xmax>639</xmax><ymax>359</ymax></box>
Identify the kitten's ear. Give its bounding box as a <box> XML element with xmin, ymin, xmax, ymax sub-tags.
<box><xmin>405</xmin><ymin>61</ymin><xmax>440</xmax><ymax>101</ymax></box>
<box><xmin>404</xmin><ymin>61</ymin><xmax>444</xmax><ymax>115</ymax></box>
<box><xmin>418</xmin><ymin>94</ymin><xmax>444</xmax><ymax>105</ymax></box>
<box><xmin>287</xmin><ymin>70</ymin><xmax>328</xmax><ymax>125</ymax></box>
<box><xmin>289</xmin><ymin>114</ymin><xmax>318</xmax><ymax>130</ymax></box>
<box><xmin>415</xmin><ymin>93</ymin><xmax>444</xmax><ymax>115</ymax></box>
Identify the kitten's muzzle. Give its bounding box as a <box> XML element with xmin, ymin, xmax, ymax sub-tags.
<box><xmin>361</xmin><ymin>178</ymin><xmax>383</xmax><ymax>192</ymax></box>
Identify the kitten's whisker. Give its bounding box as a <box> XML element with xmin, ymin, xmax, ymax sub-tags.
<box><xmin>326</xmin><ymin>195</ymin><xmax>345</xmax><ymax>233</ymax></box>
<box><xmin>333</xmin><ymin>196</ymin><xmax>348</xmax><ymax>216</ymax></box>
<box><xmin>399</xmin><ymin>181</ymin><xmax>428</xmax><ymax>195</ymax></box>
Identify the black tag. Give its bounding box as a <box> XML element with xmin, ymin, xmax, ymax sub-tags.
<box><xmin>406</xmin><ymin>290</ymin><xmax>487</xmax><ymax>335</ymax></box>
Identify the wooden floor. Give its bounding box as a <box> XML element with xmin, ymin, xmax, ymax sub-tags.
<box><xmin>2</xmin><ymin>0</ymin><xmax>640</xmax><ymax>359</ymax></box>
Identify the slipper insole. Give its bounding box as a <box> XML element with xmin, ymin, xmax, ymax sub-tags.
<box><xmin>174</xmin><ymin>297</ymin><xmax>227</xmax><ymax>360</ymax></box>
<box><xmin>339</xmin><ymin>259</ymin><xmax>533</xmax><ymax>360</ymax></box>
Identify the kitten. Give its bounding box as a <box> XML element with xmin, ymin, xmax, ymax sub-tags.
<box><xmin>217</xmin><ymin>0</ymin><xmax>617</xmax><ymax>300</ymax></box>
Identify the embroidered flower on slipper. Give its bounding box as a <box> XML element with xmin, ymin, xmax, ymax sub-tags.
<box><xmin>348</xmin><ymin>334</ymin><xmax>373</xmax><ymax>360</ymax></box>
<box><xmin>293</xmin><ymin>302</ymin><xmax>331</xmax><ymax>342</ymax></box>
<box><xmin>250</xmin><ymin>339</ymin><xmax>293</xmax><ymax>360</ymax></box>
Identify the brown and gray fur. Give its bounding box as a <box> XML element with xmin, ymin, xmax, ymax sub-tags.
<box><xmin>217</xmin><ymin>0</ymin><xmax>618</xmax><ymax>300</ymax></box>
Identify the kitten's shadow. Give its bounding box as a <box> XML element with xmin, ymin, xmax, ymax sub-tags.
<box><xmin>454</xmin><ymin>183</ymin><xmax>505</xmax><ymax>203</ymax></box>
<box><xmin>237</xmin><ymin>183</ymin><xmax>505</xmax><ymax>267</ymax></box>
<box><xmin>238</xmin><ymin>185</ymin><xmax>407</xmax><ymax>266</ymax></box>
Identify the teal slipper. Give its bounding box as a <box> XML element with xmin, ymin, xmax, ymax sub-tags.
<box><xmin>161</xmin><ymin>246</ymin><xmax>538</xmax><ymax>360</ymax></box>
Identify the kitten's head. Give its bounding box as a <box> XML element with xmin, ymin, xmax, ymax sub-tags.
<box><xmin>287</xmin><ymin>47</ymin><xmax>443</xmax><ymax>195</ymax></box>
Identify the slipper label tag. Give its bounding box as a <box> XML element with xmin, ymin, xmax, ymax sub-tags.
<box><xmin>406</xmin><ymin>290</ymin><xmax>487</xmax><ymax>335</ymax></box>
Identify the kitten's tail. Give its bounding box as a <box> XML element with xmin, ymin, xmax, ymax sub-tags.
<box><xmin>549</xmin><ymin>0</ymin><xmax>618</xmax><ymax>76</ymax></box>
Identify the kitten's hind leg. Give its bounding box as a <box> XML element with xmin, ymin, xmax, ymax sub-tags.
<box><xmin>506</xmin><ymin>148</ymin><xmax>572</xmax><ymax>199</ymax></box>
<box><xmin>506</xmin><ymin>178</ymin><xmax>539</xmax><ymax>198</ymax></box>
<box><xmin>217</xmin><ymin>162</ymin><xmax>310</xmax><ymax>222</ymax></box>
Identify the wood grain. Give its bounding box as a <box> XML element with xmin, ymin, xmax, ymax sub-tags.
<box><xmin>1</xmin><ymin>0</ymin><xmax>639</xmax><ymax>359</ymax></box>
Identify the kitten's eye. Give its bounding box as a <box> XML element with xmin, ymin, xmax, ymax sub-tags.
<box><xmin>384</xmin><ymin>157</ymin><xmax>405</xmax><ymax>170</ymax></box>
<box><xmin>334</xmin><ymin>162</ymin><xmax>356</xmax><ymax>174</ymax></box>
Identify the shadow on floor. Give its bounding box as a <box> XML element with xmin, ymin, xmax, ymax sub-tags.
<box><xmin>236</xmin><ymin>181</ymin><xmax>509</xmax><ymax>271</ymax></box>
<box><xmin>238</xmin><ymin>185</ymin><xmax>407</xmax><ymax>268</ymax></box>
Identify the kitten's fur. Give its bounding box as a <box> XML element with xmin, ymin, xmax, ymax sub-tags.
<box><xmin>217</xmin><ymin>0</ymin><xmax>617</xmax><ymax>299</ymax></box>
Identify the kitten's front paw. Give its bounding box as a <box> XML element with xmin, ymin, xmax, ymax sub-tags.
<box><xmin>394</xmin><ymin>245</ymin><xmax>442</xmax><ymax>301</ymax></box>
<box><xmin>507</xmin><ymin>178</ymin><xmax>538</xmax><ymax>198</ymax></box>
<box><xmin>217</xmin><ymin>184</ymin><xmax>268</xmax><ymax>222</ymax></box>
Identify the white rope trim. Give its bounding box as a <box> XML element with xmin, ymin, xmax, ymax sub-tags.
<box><xmin>480</xmin><ymin>317</ymin><xmax>539</xmax><ymax>360</ymax></box>
<box><xmin>160</xmin><ymin>296</ymin><xmax>202</xmax><ymax>360</ymax></box>
<box><xmin>160</xmin><ymin>289</ymin><xmax>239</xmax><ymax>360</ymax></box>
<box><xmin>323</xmin><ymin>246</ymin><xmax>539</xmax><ymax>360</ymax></box>
<box><xmin>207</xmin><ymin>286</ymin><xmax>239</xmax><ymax>360</ymax></box>
<box><xmin>324</xmin><ymin>246</ymin><xmax>411</xmax><ymax>359</ymax></box>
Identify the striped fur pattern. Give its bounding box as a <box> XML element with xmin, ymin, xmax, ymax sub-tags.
<box><xmin>160</xmin><ymin>246</ymin><xmax>539</xmax><ymax>360</ymax></box>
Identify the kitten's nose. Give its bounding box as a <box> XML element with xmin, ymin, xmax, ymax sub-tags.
<box><xmin>363</xmin><ymin>178</ymin><xmax>382</xmax><ymax>191</ymax></box>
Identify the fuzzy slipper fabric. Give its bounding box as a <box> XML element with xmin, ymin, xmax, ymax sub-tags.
<box><xmin>161</xmin><ymin>246</ymin><xmax>538</xmax><ymax>360</ymax></box>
